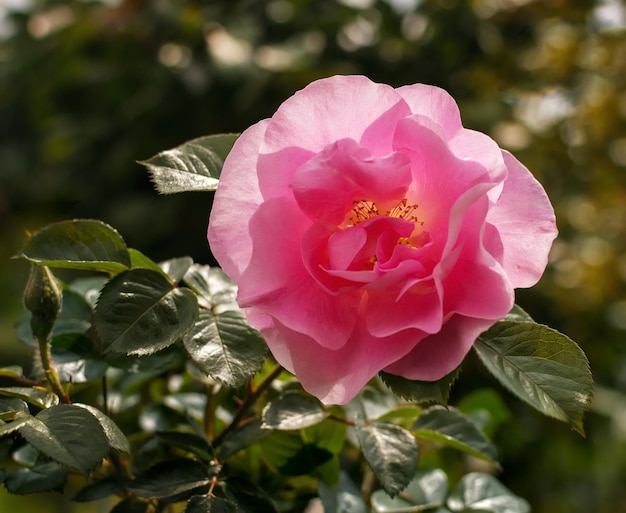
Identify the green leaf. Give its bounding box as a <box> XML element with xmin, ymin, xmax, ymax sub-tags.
<box><xmin>73</xmin><ymin>477</ymin><xmax>128</xmax><ymax>502</ymax></box>
<box><xmin>379</xmin><ymin>368</ymin><xmax>460</xmax><ymax>405</ymax></box>
<box><xmin>0</xmin><ymin>387</ymin><xmax>59</xmax><ymax>409</ymax></box>
<box><xmin>17</xmin><ymin>219</ymin><xmax>130</xmax><ymax>272</ymax></box>
<box><xmin>0</xmin><ymin>366</ymin><xmax>23</xmax><ymax>378</ymax></box>
<box><xmin>504</xmin><ymin>304</ymin><xmax>534</xmax><ymax>323</ymax></box>
<box><xmin>0</xmin><ymin>412</ymin><xmax>33</xmax><ymax>436</ymax></box>
<box><xmin>183</xmin><ymin>264</ymin><xmax>238</xmax><ymax>311</ymax></box>
<box><xmin>4</xmin><ymin>459</ymin><xmax>70</xmax><ymax>494</ymax></box>
<box><xmin>319</xmin><ymin>471</ymin><xmax>367</xmax><ymax>513</ymax></box>
<box><xmin>185</xmin><ymin>495</ymin><xmax>239</xmax><ymax>513</ymax></box>
<box><xmin>74</xmin><ymin>404</ymin><xmax>131</xmax><ymax>453</ymax></box>
<box><xmin>474</xmin><ymin>321</ymin><xmax>593</xmax><ymax>435</ymax></box>
<box><xmin>19</xmin><ymin>404</ymin><xmax>109</xmax><ymax>473</ymax></box>
<box><xmin>95</xmin><ymin>268</ymin><xmax>199</xmax><ymax>355</ymax></box>
<box><xmin>160</xmin><ymin>256</ymin><xmax>194</xmax><ymax>282</ymax></box>
<box><xmin>262</xmin><ymin>390</ymin><xmax>329</xmax><ymax>430</ymax></box>
<box><xmin>355</xmin><ymin>421</ymin><xmax>419</xmax><ymax>497</ymax></box>
<box><xmin>155</xmin><ymin>431</ymin><xmax>214</xmax><ymax>462</ymax></box>
<box><xmin>457</xmin><ymin>389</ymin><xmax>511</xmax><ymax>436</ymax></box>
<box><xmin>127</xmin><ymin>459</ymin><xmax>212</xmax><ymax>500</ymax></box>
<box><xmin>371</xmin><ymin>469</ymin><xmax>449</xmax><ymax>513</ymax></box>
<box><xmin>217</xmin><ymin>418</ymin><xmax>269</xmax><ymax>460</ymax></box>
<box><xmin>183</xmin><ymin>310</ymin><xmax>266</xmax><ymax>388</ymax></box>
<box><xmin>128</xmin><ymin>248</ymin><xmax>167</xmax><ymax>274</ymax></box>
<box><xmin>447</xmin><ymin>473</ymin><xmax>530</xmax><ymax>513</ymax></box>
<box><xmin>223</xmin><ymin>476</ymin><xmax>278</xmax><ymax>513</ymax></box>
<box><xmin>412</xmin><ymin>406</ymin><xmax>499</xmax><ymax>467</ymax></box>
<box><xmin>140</xmin><ymin>134</ymin><xmax>239</xmax><ymax>194</ymax></box>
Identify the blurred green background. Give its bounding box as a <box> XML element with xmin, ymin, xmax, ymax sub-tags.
<box><xmin>1</xmin><ymin>0</ymin><xmax>625</xmax><ymax>511</ymax></box>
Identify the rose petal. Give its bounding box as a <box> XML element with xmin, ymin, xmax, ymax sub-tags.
<box><xmin>485</xmin><ymin>151</ymin><xmax>558</xmax><ymax>288</ymax></box>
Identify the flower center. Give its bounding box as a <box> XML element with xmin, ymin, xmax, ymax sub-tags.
<box><xmin>348</xmin><ymin>198</ymin><xmax>423</xmax><ymax>227</ymax></box>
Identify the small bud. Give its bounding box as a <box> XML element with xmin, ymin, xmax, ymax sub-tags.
<box><xmin>23</xmin><ymin>264</ymin><xmax>62</xmax><ymax>339</ymax></box>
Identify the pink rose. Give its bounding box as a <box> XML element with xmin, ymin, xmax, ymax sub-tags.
<box><xmin>208</xmin><ymin>75</ymin><xmax>557</xmax><ymax>404</ymax></box>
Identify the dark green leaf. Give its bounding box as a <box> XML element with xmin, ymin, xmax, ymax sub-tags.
<box><xmin>50</xmin><ymin>346</ymin><xmax>109</xmax><ymax>384</ymax></box>
<box><xmin>183</xmin><ymin>264</ymin><xmax>238</xmax><ymax>310</ymax></box>
<box><xmin>475</xmin><ymin>321</ymin><xmax>593</xmax><ymax>434</ymax></box>
<box><xmin>412</xmin><ymin>406</ymin><xmax>499</xmax><ymax>467</ymax></box>
<box><xmin>127</xmin><ymin>459</ymin><xmax>212</xmax><ymax>500</ymax></box>
<box><xmin>110</xmin><ymin>498</ymin><xmax>151</xmax><ymax>513</ymax></box>
<box><xmin>224</xmin><ymin>476</ymin><xmax>278</xmax><ymax>513</ymax></box>
<box><xmin>185</xmin><ymin>495</ymin><xmax>240</xmax><ymax>513</ymax></box>
<box><xmin>74</xmin><ymin>477</ymin><xmax>128</xmax><ymax>502</ymax></box>
<box><xmin>95</xmin><ymin>268</ymin><xmax>199</xmax><ymax>355</ymax></box>
<box><xmin>355</xmin><ymin>421</ymin><xmax>418</xmax><ymax>497</ymax></box>
<box><xmin>155</xmin><ymin>431</ymin><xmax>214</xmax><ymax>462</ymax></box>
<box><xmin>17</xmin><ymin>219</ymin><xmax>130</xmax><ymax>272</ymax></box>
<box><xmin>504</xmin><ymin>305</ymin><xmax>534</xmax><ymax>323</ymax></box>
<box><xmin>19</xmin><ymin>404</ymin><xmax>109</xmax><ymax>473</ymax></box>
<box><xmin>379</xmin><ymin>368</ymin><xmax>460</xmax><ymax>405</ymax></box>
<box><xmin>217</xmin><ymin>418</ymin><xmax>269</xmax><ymax>460</ymax></box>
<box><xmin>183</xmin><ymin>310</ymin><xmax>266</xmax><ymax>388</ymax></box>
<box><xmin>0</xmin><ymin>387</ymin><xmax>59</xmax><ymax>409</ymax></box>
<box><xmin>262</xmin><ymin>390</ymin><xmax>329</xmax><ymax>430</ymax></box>
<box><xmin>75</xmin><ymin>404</ymin><xmax>131</xmax><ymax>453</ymax></box>
<box><xmin>447</xmin><ymin>473</ymin><xmax>530</xmax><ymax>513</ymax></box>
<box><xmin>319</xmin><ymin>471</ymin><xmax>367</xmax><ymax>513</ymax></box>
<box><xmin>4</xmin><ymin>459</ymin><xmax>69</xmax><ymax>494</ymax></box>
<box><xmin>140</xmin><ymin>134</ymin><xmax>239</xmax><ymax>194</ymax></box>
<box><xmin>371</xmin><ymin>469</ymin><xmax>449</xmax><ymax>513</ymax></box>
<box><xmin>0</xmin><ymin>397</ymin><xmax>28</xmax><ymax>414</ymax></box>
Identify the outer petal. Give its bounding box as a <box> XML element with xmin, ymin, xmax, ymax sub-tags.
<box><xmin>485</xmin><ymin>151</ymin><xmax>558</xmax><ymax>288</ymax></box>
<box><xmin>264</xmin><ymin>319</ymin><xmax>423</xmax><ymax>404</ymax></box>
<box><xmin>208</xmin><ymin>120</ymin><xmax>268</xmax><ymax>281</ymax></box>
<box><xmin>382</xmin><ymin>315</ymin><xmax>495</xmax><ymax>380</ymax></box>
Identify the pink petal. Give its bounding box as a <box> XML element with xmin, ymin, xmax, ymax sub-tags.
<box><xmin>383</xmin><ymin>315</ymin><xmax>495</xmax><ymax>380</ymax></box>
<box><xmin>486</xmin><ymin>151</ymin><xmax>558</xmax><ymax>288</ymax></box>
<box><xmin>208</xmin><ymin>121</ymin><xmax>268</xmax><ymax>281</ymax></box>
<box><xmin>237</xmin><ymin>198</ymin><xmax>359</xmax><ymax>349</ymax></box>
<box><xmin>264</xmin><ymin>319</ymin><xmax>423</xmax><ymax>404</ymax></box>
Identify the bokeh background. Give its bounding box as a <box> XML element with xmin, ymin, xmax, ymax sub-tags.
<box><xmin>1</xmin><ymin>0</ymin><xmax>625</xmax><ymax>511</ymax></box>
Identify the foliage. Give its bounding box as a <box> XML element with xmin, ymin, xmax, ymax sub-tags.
<box><xmin>0</xmin><ymin>134</ymin><xmax>593</xmax><ymax>513</ymax></box>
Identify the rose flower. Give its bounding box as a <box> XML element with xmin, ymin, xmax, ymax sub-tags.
<box><xmin>208</xmin><ymin>75</ymin><xmax>557</xmax><ymax>404</ymax></box>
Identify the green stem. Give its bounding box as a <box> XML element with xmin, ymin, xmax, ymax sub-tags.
<box><xmin>213</xmin><ymin>363</ymin><xmax>283</xmax><ymax>447</ymax></box>
<box><xmin>37</xmin><ymin>332</ymin><xmax>71</xmax><ymax>403</ymax></box>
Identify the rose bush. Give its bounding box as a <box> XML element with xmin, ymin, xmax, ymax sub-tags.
<box><xmin>208</xmin><ymin>75</ymin><xmax>557</xmax><ymax>404</ymax></box>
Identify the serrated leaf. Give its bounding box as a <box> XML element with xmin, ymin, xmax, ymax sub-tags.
<box><xmin>0</xmin><ymin>412</ymin><xmax>33</xmax><ymax>436</ymax></box>
<box><xmin>4</xmin><ymin>459</ymin><xmax>69</xmax><ymax>494</ymax></box>
<box><xmin>75</xmin><ymin>404</ymin><xmax>130</xmax><ymax>453</ymax></box>
<box><xmin>183</xmin><ymin>264</ymin><xmax>239</xmax><ymax>311</ymax></box>
<box><xmin>412</xmin><ymin>406</ymin><xmax>499</xmax><ymax>467</ymax></box>
<box><xmin>19</xmin><ymin>404</ymin><xmax>109</xmax><ymax>473</ymax></box>
<box><xmin>17</xmin><ymin>219</ymin><xmax>130</xmax><ymax>272</ymax></box>
<box><xmin>371</xmin><ymin>469</ymin><xmax>448</xmax><ymax>513</ymax></box>
<box><xmin>223</xmin><ymin>476</ymin><xmax>278</xmax><ymax>513</ymax></box>
<box><xmin>73</xmin><ymin>476</ymin><xmax>128</xmax><ymax>502</ymax></box>
<box><xmin>475</xmin><ymin>321</ymin><xmax>593</xmax><ymax>434</ymax></box>
<box><xmin>0</xmin><ymin>387</ymin><xmax>59</xmax><ymax>409</ymax></box>
<box><xmin>127</xmin><ymin>459</ymin><xmax>212</xmax><ymax>500</ymax></box>
<box><xmin>319</xmin><ymin>471</ymin><xmax>367</xmax><ymax>513</ymax></box>
<box><xmin>379</xmin><ymin>368</ymin><xmax>460</xmax><ymax>405</ymax></box>
<box><xmin>140</xmin><ymin>134</ymin><xmax>239</xmax><ymax>194</ymax></box>
<box><xmin>447</xmin><ymin>473</ymin><xmax>530</xmax><ymax>513</ymax></box>
<box><xmin>217</xmin><ymin>418</ymin><xmax>269</xmax><ymax>460</ymax></box>
<box><xmin>262</xmin><ymin>390</ymin><xmax>329</xmax><ymax>430</ymax></box>
<box><xmin>183</xmin><ymin>310</ymin><xmax>266</xmax><ymax>388</ymax></box>
<box><xmin>95</xmin><ymin>268</ymin><xmax>199</xmax><ymax>355</ymax></box>
<box><xmin>355</xmin><ymin>421</ymin><xmax>418</xmax><ymax>497</ymax></box>
<box><xmin>185</xmin><ymin>495</ymin><xmax>239</xmax><ymax>513</ymax></box>
<box><xmin>155</xmin><ymin>431</ymin><xmax>214</xmax><ymax>462</ymax></box>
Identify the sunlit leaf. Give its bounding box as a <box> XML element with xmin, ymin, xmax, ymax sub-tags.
<box><xmin>183</xmin><ymin>264</ymin><xmax>238</xmax><ymax>311</ymax></box>
<box><xmin>17</xmin><ymin>219</ymin><xmax>130</xmax><ymax>272</ymax></box>
<box><xmin>412</xmin><ymin>406</ymin><xmax>499</xmax><ymax>467</ymax></box>
<box><xmin>475</xmin><ymin>321</ymin><xmax>593</xmax><ymax>435</ymax></box>
<box><xmin>0</xmin><ymin>387</ymin><xmax>59</xmax><ymax>409</ymax></box>
<box><xmin>262</xmin><ymin>390</ymin><xmax>329</xmax><ymax>430</ymax></box>
<box><xmin>183</xmin><ymin>310</ymin><xmax>266</xmax><ymax>388</ymax></box>
<box><xmin>371</xmin><ymin>469</ymin><xmax>448</xmax><ymax>513</ymax></box>
<box><xmin>379</xmin><ymin>368</ymin><xmax>460</xmax><ymax>405</ymax></box>
<box><xmin>140</xmin><ymin>134</ymin><xmax>239</xmax><ymax>194</ymax></box>
<box><xmin>95</xmin><ymin>268</ymin><xmax>198</xmax><ymax>355</ymax></box>
<box><xmin>447</xmin><ymin>473</ymin><xmax>530</xmax><ymax>513</ymax></box>
<box><xmin>356</xmin><ymin>421</ymin><xmax>418</xmax><ymax>497</ymax></box>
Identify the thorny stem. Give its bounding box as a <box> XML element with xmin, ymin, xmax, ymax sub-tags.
<box><xmin>213</xmin><ymin>363</ymin><xmax>283</xmax><ymax>447</ymax></box>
